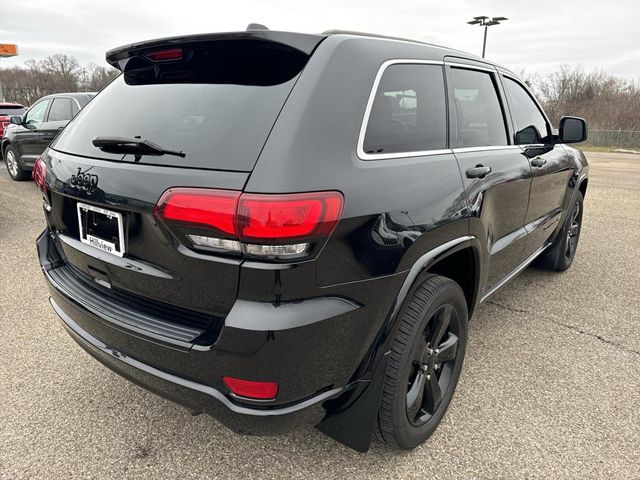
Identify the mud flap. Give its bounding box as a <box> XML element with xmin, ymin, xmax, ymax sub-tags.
<box><xmin>315</xmin><ymin>353</ymin><xmax>389</xmax><ymax>452</ymax></box>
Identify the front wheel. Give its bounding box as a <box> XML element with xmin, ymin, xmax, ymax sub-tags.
<box><xmin>4</xmin><ymin>145</ymin><xmax>30</xmax><ymax>181</ymax></box>
<box><xmin>535</xmin><ymin>191</ymin><xmax>584</xmax><ymax>271</ymax></box>
<box><xmin>377</xmin><ymin>275</ymin><xmax>468</xmax><ymax>450</ymax></box>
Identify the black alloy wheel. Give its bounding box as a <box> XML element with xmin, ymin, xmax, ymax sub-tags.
<box><xmin>406</xmin><ymin>304</ymin><xmax>460</xmax><ymax>426</ymax></box>
<box><xmin>378</xmin><ymin>274</ymin><xmax>468</xmax><ymax>450</ymax></box>
<box><xmin>535</xmin><ymin>190</ymin><xmax>584</xmax><ymax>271</ymax></box>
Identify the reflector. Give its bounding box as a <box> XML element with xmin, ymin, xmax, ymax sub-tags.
<box><xmin>223</xmin><ymin>376</ymin><xmax>278</xmax><ymax>400</ymax></box>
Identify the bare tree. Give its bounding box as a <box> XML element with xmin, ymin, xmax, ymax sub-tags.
<box><xmin>0</xmin><ymin>54</ymin><xmax>119</xmax><ymax>105</ymax></box>
<box><xmin>534</xmin><ymin>65</ymin><xmax>640</xmax><ymax>131</ymax></box>
<box><xmin>81</xmin><ymin>63</ymin><xmax>119</xmax><ymax>92</ymax></box>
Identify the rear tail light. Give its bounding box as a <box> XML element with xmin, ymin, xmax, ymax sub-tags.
<box><xmin>223</xmin><ymin>377</ymin><xmax>278</xmax><ymax>400</ymax></box>
<box><xmin>156</xmin><ymin>188</ymin><xmax>240</xmax><ymax>235</ymax></box>
<box><xmin>237</xmin><ymin>192</ymin><xmax>343</xmax><ymax>241</ymax></box>
<box><xmin>154</xmin><ymin>188</ymin><xmax>344</xmax><ymax>260</ymax></box>
<box><xmin>32</xmin><ymin>157</ymin><xmax>47</xmax><ymax>192</ymax></box>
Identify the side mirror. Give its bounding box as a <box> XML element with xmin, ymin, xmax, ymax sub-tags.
<box><xmin>559</xmin><ymin>117</ymin><xmax>587</xmax><ymax>144</ymax></box>
<box><xmin>10</xmin><ymin>115</ymin><xmax>23</xmax><ymax>125</ymax></box>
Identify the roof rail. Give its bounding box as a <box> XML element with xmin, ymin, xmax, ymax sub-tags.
<box><xmin>321</xmin><ymin>29</ymin><xmax>429</xmax><ymax>46</ymax></box>
<box><xmin>322</xmin><ymin>29</ymin><xmax>494</xmax><ymax>63</ymax></box>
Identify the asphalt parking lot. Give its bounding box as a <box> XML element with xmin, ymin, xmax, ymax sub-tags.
<box><xmin>0</xmin><ymin>151</ymin><xmax>638</xmax><ymax>479</ymax></box>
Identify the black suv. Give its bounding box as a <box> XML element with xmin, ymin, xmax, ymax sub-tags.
<box><xmin>2</xmin><ymin>92</ymin><xmax>94</xmax><ymax>180</ymax></box>
<box><xmin>36</xmin><ymin>28</ymin><xmax>588</xmax><ymax>452</ymax></box>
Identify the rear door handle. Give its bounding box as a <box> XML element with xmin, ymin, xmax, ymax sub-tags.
<box><xmin>466</xmin><ymin>165</ymin><xmax>492</xmax><ymax>179</ymax></box>
<box><xmin>531</xmin><ymin>157</ymin><xmax>547</xmax><ymax>168</ymax></box>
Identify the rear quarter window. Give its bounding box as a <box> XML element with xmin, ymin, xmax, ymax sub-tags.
<box><xmin>362</xmin><ymin>63</ymin><xmax>447</xmax><ymax>157</ymax></box>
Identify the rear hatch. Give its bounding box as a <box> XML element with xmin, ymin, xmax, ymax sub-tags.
<box><xmin>0</xmin><ymin>104</ymin><xmax>26</xmax><ymax>137</ymax></box>
<box><xmin>44</xmin><ymin>31</ymin><xmax>324</xmax><ymax>326</ymax></box>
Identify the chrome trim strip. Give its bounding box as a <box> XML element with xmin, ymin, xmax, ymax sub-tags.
<box><xmin>356</xmin><ymin>59</ymin><xmax>448</xmax><ymax>161</ymax></box>
<box><xmin>452</xmin><ymin>145</ymin><xmax>521</xmax><ymax>154</ymax></box>
<box><xmin>359</xmin><ymin>148</ymin><xmax>452</xmax><ymax>160</ymax></box>
<box><xmin>481</xmin><ymin>242</ymin><xmax>551</xmax><ymax>303</ymax></box>
<box><xmin>52</xmin><ymin>297</ymin><xmax>345</xmax><ymax>416</ymax></box>
<box><xmin>58</xmin><ymin>234</ymin><xmax>173</xmax><ymax>279</ymax></box>
<box><xmin>446</xmin><ymin>61</ymin><xmax>497</xmax><ymax>72</ymax></box>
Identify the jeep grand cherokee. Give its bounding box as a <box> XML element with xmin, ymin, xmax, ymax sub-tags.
<box><xmin>35</xmin><ymin>27</ymin><xmax>588</xmax><ymax>451</ymax></box>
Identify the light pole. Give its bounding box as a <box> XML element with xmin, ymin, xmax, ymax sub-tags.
<box><xmin>467</xmin><ymin>16</ymin><xmax>508</xmax><ymax>58</ymax></box>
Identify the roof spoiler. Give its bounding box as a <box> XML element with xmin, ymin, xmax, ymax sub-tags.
<box><xmin>106</xmin><ymin>30</ymin><xmax>325</xmax><ymax>71</ymax></box>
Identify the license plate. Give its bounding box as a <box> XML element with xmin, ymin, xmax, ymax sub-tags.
<box><xmin>77</xmin><ymin>202</ymin><xmax>125</xmax><ymax>257</ymax></box>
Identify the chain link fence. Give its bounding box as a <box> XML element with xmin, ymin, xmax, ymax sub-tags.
<box><xmin>583</xmin><ymin>130</ymin><xmax>640</xmax><ymax>150</ymax></box>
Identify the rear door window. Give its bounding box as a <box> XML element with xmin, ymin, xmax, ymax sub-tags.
<box><xmin>362</xmin><ymin>63</ymin><xmax>447</xmax><ymax>156</ymax></box>
<box><xmin>450</xmin><ymin>67</ymin><xmax>508</xmax><ymax>148</ymax></box>
<box><xmin>47</xmin><ymin>98</ymin><xmax>75</xmax><ymax>122</ymax></box>
<box><xmin>51</xmin><ymin>41</ymin><xmax>310</xmax><ymax>171</ymax></box>
<box><xmin>502</xmin><ymin>77</ymin><xmax>550</xmax><ymax>144</ymax></box>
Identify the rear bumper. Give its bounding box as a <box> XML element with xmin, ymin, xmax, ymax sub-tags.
<box><xmin>51</xmin><ymin>295</ymin><xmax>337</xmax><ymax>434</ymax></box>
<box><xmin>38</xmin><ymin>230</ymin><xmax>403</xmax><ymax>435</ymax></box>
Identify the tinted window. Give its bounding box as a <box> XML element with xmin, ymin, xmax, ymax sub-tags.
<box><xmin>363</xmin><ymin>64</ymin><xmax>447</xmax><ymax>155</ymax></box>
<box><xmin>48</xmin><ymin>98</ymin><xmax>74</xmax><ymax>122</ymax></box>
<box><xmin>25</xmin><ymin>100</ymin><xmax>51</xmax><ymax>125</ymax></box>
<box><xmin>450</xmin><ymin>68</ymin><xmax>507</xmax><ymax>148</ymax></box>
<box><xmin>0</xmin><ymin>106</ymin><xmax>26</xmax><ymax>116</ymax></box>
<box><xmin>503</xmin><ymin>77</ymin><xmax>550</xmax><ymax>144</ymax></box>
<box><xmin>53</xmin><ymin>43</ymin><xmax>306</xmax><ymax>171</ymax></box>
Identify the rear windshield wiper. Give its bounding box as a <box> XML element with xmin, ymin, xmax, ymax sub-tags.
<box><xmin>92</xmin><ymin>136</ymin><xmax>185</xmax><ymax>160</ymax></box>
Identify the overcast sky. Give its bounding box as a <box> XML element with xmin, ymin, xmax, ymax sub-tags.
<box><xmin>2</xmin><ymin>0</ymin><xmax>639</xmax><ymax>79</ymax></box>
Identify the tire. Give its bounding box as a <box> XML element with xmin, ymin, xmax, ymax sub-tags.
<box><xmin>534</xmin><ymin>191</ymin><xmax>584</xmax><ymax>272</ymax></box>
<box><xmin>4</xmin><ymin>145</ymin><xmax>30</xmax><ymax>181</ymax></box>
<box><xmin>377</xmin><ymin>274</ymin><xmax>468</xmax><ymax>450</ymax></box>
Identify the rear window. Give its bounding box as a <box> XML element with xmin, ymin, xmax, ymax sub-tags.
<box><xmin>0</xmin><ymin>106</ymin><xmax>26</xmax><ymax>116</ymax></box>
<box><xmin>52</xmin><ymin>41</ymin><xmax>309</xmax><ymax>171</ymax></box>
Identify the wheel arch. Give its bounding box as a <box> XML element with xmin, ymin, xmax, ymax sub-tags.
<box><xmin>315</xmin><ymin>235</ymin><xmax>482</xmax><ymax>452</ymax></box>
<box><xmin>1</xmin><ymin>139</ymin><xmax>12</xmax><ymax>159</ymax></box>
<box><xmin>361</xmin><ymin>234</ymin><xmax>482</xmax><ymax>378</ymax></box>
<box><xmin>578</xmin><ymin>177</ymin><xmax>588</xmax><ymax>198</ymax></box>
<box><xmin>425</xmin><ymin>245</ymin><xmax>480</xmax><ymax>317</ymax></box>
